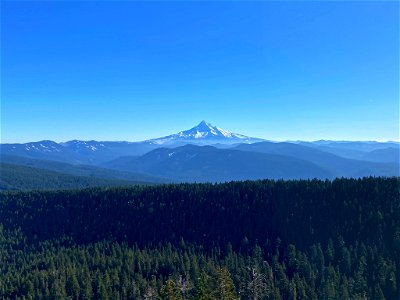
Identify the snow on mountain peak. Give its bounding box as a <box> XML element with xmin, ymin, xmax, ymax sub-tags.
<box><xmin>147</xmin><ymin>121</ymin><xmax>262</xmax><ymax>145</ymax></box>
<box><xmin>190</xmin><ymin>121</ymin><xmax>231</xmax><ymax>137</ymax></box>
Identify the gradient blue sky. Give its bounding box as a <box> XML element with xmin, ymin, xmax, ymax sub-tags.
<box><xmin>1</xmin><ymin>1</ymin><xmax>399</xmax><ymax>143</ymax></box>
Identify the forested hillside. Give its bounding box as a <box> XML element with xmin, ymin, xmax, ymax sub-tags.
<box><xmin>1</xmin><ymin>155</ymin><xmax>168</xmax><ymax>184</ymax></box>
<box><xmin>0</xmin><ymin>163</ymin><xmax>145</xmax><ymax>190</ymax></box>
<box><xmin>0</xmin><ymin>177</ymin><xmax>399</xmax><ymax>299</ymax></box>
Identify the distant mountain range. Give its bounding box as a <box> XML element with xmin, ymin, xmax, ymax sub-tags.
<box><xmin>1</xmin><ymin>121</ymin><xmax>399</xmax><ymax>189</ymax></box>
<box><xmin>0</xmin><ymin>121</ymin><xmax>262</xmax><ymax>165</ymax></box>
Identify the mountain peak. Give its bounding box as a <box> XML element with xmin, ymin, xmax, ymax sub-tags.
<box><xmin>198</xmin><ymin>120</ymin><xmax>211</xmax><ymax>126</ymax></box>
<box><xmin>193</xmin><ymin>121</ymin><xmax>220</xmax><ymax>134</ymax></box>
<box><xmin>147</xmin><ymin>121</ymin><xmax>263</xmax><ymax>145</ymax></box>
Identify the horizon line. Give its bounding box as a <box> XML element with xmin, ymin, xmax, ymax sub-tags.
<box><xmin>1</xmin><ymin>138</ymin><xmax>399</xmax><ymax>145</ymax></box>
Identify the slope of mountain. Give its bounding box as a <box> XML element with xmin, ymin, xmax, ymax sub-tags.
<box><xmin>233</xmin><ymin>141</ymin><xmax>399</xmax><ymax>177</ymax></box>
<box><xmin>60</xmin><ymin>140</ymin><xmax>158</xmax><ymax>161</ymax></box>
<box><xmin>147</xmin><ymin>121</ymin><xmax>263</xmax><ymax>145</ymax></box>
<box><xmin>359</xmin><ymin>147</ymin><xmax>400</xmax><ymax>163</ymax></box>
<box><xmin>0</xmin><ymin>140</ymin><xmax>155</xmax><ymax>165</ymax></box>
<box><xmin>0</xmin><ymin>155</ymin><xmax>168</xmax><ymax>184</ymax></box>
<box><xmin>0</xmin><ymin>140</ymin><xmax>83</xmax><ymax>163</ymax></box>
<box><xmin>0</xmin><ymin>163</ymin><xmax>145</xmax><ymax>191</ymax></box>
<box><xmin>299</xmin><ymin>141</ymin><xmax>400</xmax><ymax>163</ymax></box>
<box><xmin>104</xmin><ymin>144</ymin><xmax>334</xmax><ymax>182</ymax></box>
<box><xmin>308</xmin><ymin>140</ymin><xmax>400</xmax><ymax>151</ymax></box>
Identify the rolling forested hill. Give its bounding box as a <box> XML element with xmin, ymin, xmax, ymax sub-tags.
<box><xmin>0</xmin><ymin>177</ymin><xmax>398</xmax><ymax>299</ymax></box>
<box><xmin>1</xmin><ymin>155</ymin><xmax>168</xmax><ymax>184</ymax></box>
<box><xmin>0</xmin><ymin>163</ymin><xmax>151</xmax><ymax>190</ymax></box>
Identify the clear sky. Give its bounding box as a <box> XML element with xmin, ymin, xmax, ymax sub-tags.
<box><xmin>1</xmin><ymin>1</ymin><xmax>399</xmax><ymax>143</ymax></box>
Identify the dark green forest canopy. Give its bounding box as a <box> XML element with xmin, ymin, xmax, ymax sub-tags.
<box><xmin>1</xmin><ymin>177</ymin><xmax>398</xmax><ymax>249</ymax></box>
<box><xmin>0</xmin><ymin>177</ymin><xmax>399</xmax><ymax>299</ymax></box>
<box><xmin>0</xmin><ymin>162</ymin><xmax>155</xmax><ymax>191</ymax></box>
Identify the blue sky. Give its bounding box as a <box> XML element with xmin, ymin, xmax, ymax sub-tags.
<box><xmin>1</xmin><ymin>1</ymin><xmax>399</xmax><ymax>143</ymax></box>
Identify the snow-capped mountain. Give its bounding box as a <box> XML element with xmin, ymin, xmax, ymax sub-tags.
<box><xmin>147</xmin><ymin>121</ymin><xmax>263</xmax><ymax>145</ymax></box>
<box><xmin>61</xmin><ymin>140</ymin><xmax>108</xmax><ymax>153</ymax></box>
<box><xmin>0</xmin><ymin>140</ymin><xmax>65</xmax><ymax>154</ymax></box>
<box><xmin>0</xmin><ymin>121</ymin><xmax>262</xmax><ymax>164</ymax></box>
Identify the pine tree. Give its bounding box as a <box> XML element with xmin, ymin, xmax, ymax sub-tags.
<box><xmin>66</xmin><ymin>274</ymin><xmax>80</xmax><ymax>300</ymax></box>
<box><xmin>216</xmin><ymin>268</ymin><xmax>238</xmax><ymax>300</ymax></box>
<box><xmin>247</xmin><ymin>267</ymin><xmax>268</xmax><ymax>300</ymax></box>
<box><xmin>176</xmin><ymin>275</ymin><xmax>192</xmax><ymax>300</ymax></box>
<box><xmin>196</xmin><ymin>272</ymin><xmax>214</xmax><ymax>300</ymax></box>
<box><xmin>160</xmin><ymin>278</ymin><xmax>182</xmax><ymax>300</ymax></box>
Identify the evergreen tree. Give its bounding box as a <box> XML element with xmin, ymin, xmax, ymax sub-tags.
<box><xmin>196</xmin><ymin>272</ymin><xmax>214</xmax><ymax>300</ymax></box>
<box><xmin>160</xmin><ymin>279</ymin><xmax>182</xmax><ymax>300</ymax></box>
<box><xmin>216</xmin><ymin>268</ymin><xmax>238</xmax><ymax>300</ymax></box>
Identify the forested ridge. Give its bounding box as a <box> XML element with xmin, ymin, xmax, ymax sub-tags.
<box><xmin>0</xmin><ymin>177</ymin><xmax>399</xmax><ymax>299</ymax></box>
<box><xmin>0</xmin><ymin>163</ymin><xmax>150</xmax><ymax>191</ymax></box>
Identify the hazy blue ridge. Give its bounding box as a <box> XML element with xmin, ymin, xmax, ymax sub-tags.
<box><xmin>0</xmin><ymin>155</ymin><xmax>169</xmax><ymax>184</ymax></box>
